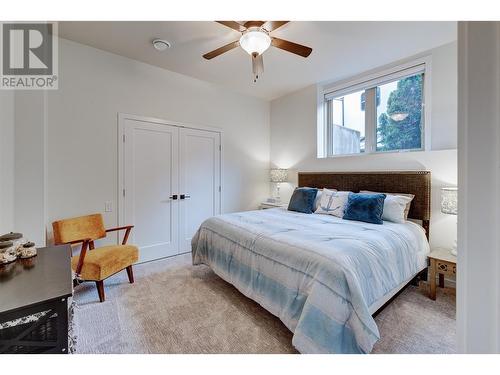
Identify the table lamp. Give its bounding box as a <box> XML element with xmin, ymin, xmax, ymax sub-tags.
<box><xmin>441</xmin><ymin>187</ymin><xmax>458</xmax><ymax>256</ymax></box>
<box><xmin>269</xmin><ymin>169</ymin><xmax>288</xmax><ymax>203</ymax></box>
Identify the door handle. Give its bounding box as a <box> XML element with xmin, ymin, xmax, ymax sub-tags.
<box><xmin>180</xmin><ymin>194</ymin><xmax>191</xmax><ymax>200</ymax></box>
<box><xmin>169</xmin><ymin>194</ymin><xmax>178</xmax><ymax>200</ymax></box>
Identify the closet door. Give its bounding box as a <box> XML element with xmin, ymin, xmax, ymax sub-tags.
<box><xmin>178</xmin><ymin>127</ymin><xmax>221</xmax><ymax>254</ymax></box>
<box><xmin>123</xmin><ymin>119</ymin><xmax>179</xmax><ymax>262</ymax></box>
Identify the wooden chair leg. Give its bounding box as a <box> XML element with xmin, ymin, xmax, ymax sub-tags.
<box><xmin>126</xmin><ymin>265</ymin><xmax>134</xmax><ymax>284</ymax></box>
<box><xmin>96</xmin><ymin>280</ymin><xmax>105</xmax><ymax>302</ymax></box>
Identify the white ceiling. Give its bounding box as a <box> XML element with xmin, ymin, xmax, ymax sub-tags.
<box><xmin>59</xmin><ymin>21</ymin><xmax>457</xmax><ymax>100</ymax></box>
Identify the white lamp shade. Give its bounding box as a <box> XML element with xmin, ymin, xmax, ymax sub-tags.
<box><xmin>239</xmin><ymin>30</ymin><xmax>271</xmax><ymax>55</ymax></box>
<box><xmin>441</xmin><ymin>187</ymin><xmax>458</xmax><ymax>215</ymax></box>
<box><xmin>270</xmin><ymin>169</ymin><xmax>288</xmax><ymax>183</ymax></box>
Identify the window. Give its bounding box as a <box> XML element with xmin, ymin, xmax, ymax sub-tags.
<box><xmin>376</xmin><ymin>74</ymin><xmax>424</xmax><ymax>152</ymax></box>
<box><xmin>322</xmin><ymin>63</ymin><xmax>426</xmax><ymax>157</ymax></box>
<box><xmin>326</xmin><ymin>90</ymin><xmax>365</xmax><ymax>154</ymax></box>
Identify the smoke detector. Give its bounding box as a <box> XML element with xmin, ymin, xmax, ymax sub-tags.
<box><xmin>152</xmin><ymin>39</ymin><xmax>171</xmax><ymax>51</ymax></box>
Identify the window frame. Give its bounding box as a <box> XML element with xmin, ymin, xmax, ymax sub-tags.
<box><xmin>317</xmin><ymin>56</ymin><xmax>431</xmax><ymax>158</ymax></box>
<box><xmin>325</xmin><ymin>90</ymin><xmax>367</xmax><ymax>155</ymax></box>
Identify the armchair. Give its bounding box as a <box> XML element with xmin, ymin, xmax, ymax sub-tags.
<box><xmin>52</xmin><ymin>214</ymin><xmax>139</xmax><ymax>302</ymax></box>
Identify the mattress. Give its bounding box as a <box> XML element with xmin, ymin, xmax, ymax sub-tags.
<box><xmin>191</xmin><ymin>207</ymin><xmax>429</xmax><ymax>353</ymax></box>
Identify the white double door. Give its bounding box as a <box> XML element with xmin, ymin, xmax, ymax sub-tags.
<box><xmin>121</xmin><ymin>117</ymin><xmax>221</xmax><ymax>263</ymax></box>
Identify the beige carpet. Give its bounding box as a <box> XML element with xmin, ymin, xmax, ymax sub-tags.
<box><xmin>74</xmin><ymin>254</ymin><xmax>456</xmax><ymax>354</ymax></box>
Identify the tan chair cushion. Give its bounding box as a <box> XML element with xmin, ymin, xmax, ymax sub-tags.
<box><xmin>72</xmin><ymin>245</ymin><xmax>139</xmax><ymax>281</ymax></box>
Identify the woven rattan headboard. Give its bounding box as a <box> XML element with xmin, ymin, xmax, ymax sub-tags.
<box><xmin>298</xmin><ymin>171</ymin><xmax>431</xmax><ymax>237</ymax></box>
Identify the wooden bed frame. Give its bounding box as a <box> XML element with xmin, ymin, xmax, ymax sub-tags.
<box><xmin>298</xmin><ymin>171</ymin><xmax>432</xmax><ymax>316</ymax></box>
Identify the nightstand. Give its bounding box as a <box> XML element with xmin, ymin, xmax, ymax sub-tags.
<box><xmin>428</xmin><ymin>248</ymin><xmax>456</xmax><ymax>300</ymax></box>
<box><xmin>259</xmin><ymin>201</ymin><xmax>288</xmax><ymax>210</ymax></box>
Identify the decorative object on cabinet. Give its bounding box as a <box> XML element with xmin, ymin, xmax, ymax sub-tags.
<box><xmin>19</xmin><ymin>242</ymin><xmax>37</xmax><ymax>259</ymax></box>
<box><xmin>0</xmin><ymin>241</ymin><xmax>17</xmax><ymax>264</ymax></box>
<box><xmin>0</xmin><ymin>232</ymin><xmax>27</xmax><ymax>254</ymax></box>
<box><xmin>0</xmin><ymin>232</ymin><xmax>37</xmax><ymax>263</ymax></box>
<box><xmin>440</xmin><ymin>187</ymin><xmax>458</xmax><ymax>256</ymax></box>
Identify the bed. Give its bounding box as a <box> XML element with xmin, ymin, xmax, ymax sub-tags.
<box><xmin>192</xmin><ymin>171</ymin><xmax>431</xmax><ymax>354</ymax></box>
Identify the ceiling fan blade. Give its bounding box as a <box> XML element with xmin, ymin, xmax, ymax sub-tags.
<box><xmin>271</xmin><ymin>37</ymin><xmax>312</xmax><ymax>58</ymax></box>
<box><xmin>262</xmin><ymin>21</ymin><xmax>289</xmax><ymax>32</ymax></box>
<box><xmin>216</xmin><ymin>21</ymin><xmax>246</xmax><ymax>32</ymax></box>
<box><xmin>203</xmin><ymin>40</ymin><xmax>240</xmax><ymax>60</ymax></box>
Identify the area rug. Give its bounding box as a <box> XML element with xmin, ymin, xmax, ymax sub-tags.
<box><xmin>74</xmin><ymin>254</ymin><xmax>456</xmax><ymax>354</ymax></box>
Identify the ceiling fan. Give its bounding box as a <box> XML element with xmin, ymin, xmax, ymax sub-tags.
<box><xmin>203</xmin><ymin>21</ymin><xmax>312</xmax><ymax>82</ymax></box>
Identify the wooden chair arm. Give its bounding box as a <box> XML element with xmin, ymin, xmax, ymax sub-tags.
<box><xmin>66</xmin><ymin>238</ymin><xmax>92</xmax><ymax>245</ymax></box>
<box><xmin>105</xmin><ymin>225</ymin><xmax>134</xmax><ymax>245</ymax></box>
<box><xmin>105</xmin><ymin>225</ymin><xmax>134</xmax><ymax>233</ymax></box>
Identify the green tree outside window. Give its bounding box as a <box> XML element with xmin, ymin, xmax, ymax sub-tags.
<box><xmin>377</xmin><ymin>74</ymin><xmax>423</xmax><ymax>151</ymax></box>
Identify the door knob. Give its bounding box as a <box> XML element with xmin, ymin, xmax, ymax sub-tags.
<box><xmin>180</xmin><ymin>194</ymin><xmax>191</xmax><ymax>200</ymax></box>
<box><xmin>169</xmin><ymin>194</ymin><xmax>178</xmax><ymax>200</ymax></box>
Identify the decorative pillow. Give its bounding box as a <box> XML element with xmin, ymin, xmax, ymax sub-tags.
<box><xmin>315</xmin><ymin>189</ymin><xmax>349</xmax><ymax>218</ymax></box>
<box><xmin>287</xmin><ymin>187</ymin><xmax>318</xmax><ymax>214</ymax></box>
<box><xmin>343</xmin><ymin>193</ymin><xmax>386</xmax><ymax>225</ymax></box>
<box><xmin>360</xmin><ymin>190</ymin><xmax>415</xmax><ymax>220</ymax></box>
<box><xmin>381</xmin><ymin>195</ymin><xmax>413</xmax><ymax>223</ymax></box>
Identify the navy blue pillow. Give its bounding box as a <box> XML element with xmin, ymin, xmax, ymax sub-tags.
<box><xmin>287</xmin><ymin>187</ymin><xmax>318</xmax><ymax>214</ymax></box>
<box><xmin>343</xmin><ymin>192</ymin><xmax>386</xmax><ymax>224</ymax></box>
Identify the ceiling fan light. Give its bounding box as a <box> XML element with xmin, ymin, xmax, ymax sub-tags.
<box><xmin>239</xmin><ymin>30</ymin><xmax>271</xmax><ymax>56</ymax></box>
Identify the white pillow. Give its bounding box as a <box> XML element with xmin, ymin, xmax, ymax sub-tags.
<box><xmin>360</xmin><ymin>190</ymin><xmax>415</xmax><ymax>221</ymax></box>
<box><xmin>380</xmin><ymin>195</ymin><xmax>413</xmax><ymax>223</ymax></box>
<box><xmin>315</xmin><ymin>189</ymin><xmax>349</xmax><ymax>217</ymax></box>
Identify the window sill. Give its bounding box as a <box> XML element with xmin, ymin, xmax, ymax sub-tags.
<box><xmin>320</xmin><ymin>147</ymin><xmax>427</xmax><ymax>159</ymax></box>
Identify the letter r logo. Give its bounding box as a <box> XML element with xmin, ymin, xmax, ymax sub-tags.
<box><xmin>2</xmin><ymin>23</ymin><xmax>53</xmax><ymax>75</ymax></box>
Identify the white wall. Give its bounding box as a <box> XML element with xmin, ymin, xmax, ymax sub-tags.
<box><xmin>270</xmin><ymin>42</ymin><xmax>458</xmax><ymax>249</ymax></box>
<box><xmin>0</xmin><ymin>91</ymin><xmax>15</xmax><ymax>234</ymax></box>
<box><xmin>457</xmin><ymin>22</ymin><xmax>500</xmax><ymax>354</ymax></box>
<box><xmin>431</xmin><ymin>42</ymin><xmax>458</xmax><ymax>150</ymax></box>
<box><xmin>13</xmin><ymin>91</ymin><xmax>47</xmax><ymax>246</ymax></box>
<box><xmin>40</xmin><ymin>38</ymin><xmax>269</xmax><ymax>241</ymax></box>
<box><xmin>8</xmin><ymin>38</ymin><xmax>457</xmax><ymax>252</ymax></box>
